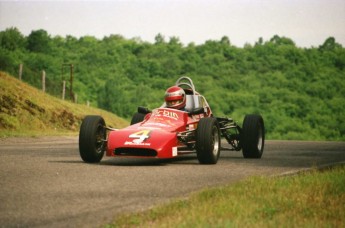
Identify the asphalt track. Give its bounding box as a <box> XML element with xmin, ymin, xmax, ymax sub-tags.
<box><xmin>0</xmin><ymin>136</ymin><xmax>344</xmax><ymax>227</ymax></box>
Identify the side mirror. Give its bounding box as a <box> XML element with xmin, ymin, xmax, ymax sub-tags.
<box><xmin>189</xmin><ymin>107</ymin><xmax>204</xmax><ymax>115</ymax></box>
<box><xmin>138</xmin><ymin>106</ymin><xmax>151</xmax><ymax>114</ymax></box>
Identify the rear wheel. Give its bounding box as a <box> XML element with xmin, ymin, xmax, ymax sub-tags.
<box><xmin>241</xmin><ymin>114</ymin><xmax>265</xmax><ymax>158</ymax></box>
<box><xmin>79</xmin><ymin>115</ymin><xmax>106</xmax><ymax>163</ymax></box>
<box><xmin>196</xmin><ymin>117</ymin><xmax>221</xmax><ymax>164</ymax></box>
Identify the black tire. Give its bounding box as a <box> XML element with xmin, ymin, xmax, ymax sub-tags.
<box><xmin>241</xmin><ymin>114</ymin><xmax>265</xmax><ymax>158</ymax></box>
<box><xmin>196</xmin><ymin>117</ymin><xmax>221</xmax><ymax>164</ymax></box>
<box><xmin>79</xmin><ymin>115</ymin><xmax>106</xmax><ymax>163</ymax></box>
<box><xmin>130</xmin><ymin>112</ymin><xmax>146</xmax><ymax>125</ymax></box>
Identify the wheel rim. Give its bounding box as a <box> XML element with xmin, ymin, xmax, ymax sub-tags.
<box><xmin>95</xmin><ymin>124</ymin><xmax>105</xmax><ymax>154</ymax></box>
<box><xmin>257</xmin><ymin>124</ymin><xmax>263</xmax><ymax>151</ymax></box>
<box><xmin>212</xmin><ymin>126</ymin><xmax>220</xmax><ymax>156</ymax></box>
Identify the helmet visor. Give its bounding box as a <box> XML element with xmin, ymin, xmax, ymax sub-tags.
<box><xmin>167</xmin><ymin>99</ymin><xmax>183</xmax><ymax>107</ymax></box>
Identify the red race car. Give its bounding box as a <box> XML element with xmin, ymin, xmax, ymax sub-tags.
<box><xmin>79</xmin><ymin>77</ymin><xmax>265</xmax><ymax>164</ymax></box>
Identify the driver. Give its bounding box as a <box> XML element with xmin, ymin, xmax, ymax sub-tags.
<box><xmin>164</xmin><ymin>86</ymin><xmax>186</xmax><ymax>110</ymax></box>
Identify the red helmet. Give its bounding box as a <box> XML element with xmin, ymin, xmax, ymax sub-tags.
<box><xmin>165</xmin><ymin>86</ymin><xmax>186</xmax><ymax>110</ymax></box>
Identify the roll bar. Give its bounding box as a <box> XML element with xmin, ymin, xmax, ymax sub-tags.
<box><xmin>175</xmin><ymin>76</ymin><xmax>196</xmax><ymax>95</ymax></box>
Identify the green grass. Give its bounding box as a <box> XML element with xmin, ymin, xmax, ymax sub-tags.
<box><xmin>0</xmin><ymin>71</ymin><xmax>128</xmax><ymax>137</ymax></box>
<box><xmin>108</xmin><ymin>165</ymin><xmax>345</xmax><ymax>227</ymax></box>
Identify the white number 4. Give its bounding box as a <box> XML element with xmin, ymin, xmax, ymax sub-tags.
<box><xmin>129</xmin><ymin>130</ymin><xmax>151</xmax><ymax>143</ymax></box>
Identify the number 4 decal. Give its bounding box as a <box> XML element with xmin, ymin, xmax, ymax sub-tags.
<box><xmin>129</xmin><ymin>130</ymin><xmax>151</xmax><ymax>143</ymax></box>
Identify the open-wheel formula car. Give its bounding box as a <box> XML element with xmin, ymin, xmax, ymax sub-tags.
<box><xmin>79</xmin><ymin>76</ymin><xmax>265</xmax><ymax>164</ymax></box>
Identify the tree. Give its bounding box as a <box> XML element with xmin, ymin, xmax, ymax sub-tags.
<box><xmin>0</xmin><ymin>27</ymin><xmax>26</xmax><ymax>51</ymax></box>
<box><xmin>168</xmin><ymin>36</ymin><xmax>182</xmax><ymax>47</ymax></box>
<box><xmin>319</xmin><ymin>37</ymin><xmax>342</xmax><ymax>51</ymax></box>
<box><xmin>154</xmin><ymin>33</ymin><xmax>165</xmax><ymax>45</ymax></box>
<box><xmin>26</xmin><ymin>29</ymin><xmax>51</xmax><ymax>53</ymax></box>
<box><xmin>269</xmin><ymin>35</ymin><xmax>296</xmax><ymax>46</ymax></box>
<box><xmin>220</xmin><ymin>36</ymin><xmax>230</xmax><ymax>45</ymax></box>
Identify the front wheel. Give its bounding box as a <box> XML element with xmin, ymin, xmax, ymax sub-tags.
<box><xmin>241</xmin><ymin>114</ymin><xmax>265</xmax><ymax>158</ymax></box>
<box><xmin>79</xmin><ymin>115</ymin><xmax>106</xmax><ymax>163</ymax></box>
<box><xmin>196</xmin><ymin>117</ymin><xmax>221</xmax><ymax>164</ymax></box>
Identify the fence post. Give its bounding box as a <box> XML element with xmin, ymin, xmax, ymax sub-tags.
<box><xmin>61</xmin><ymin>63</ymin><xmax>74</xmax><ymax>101</ymax></box>
<box><xmin>62</xmin><ymin>80</ymin><xmax>66</xmax><ymax>100</ymax></box>
<box><xmin>42</xmin><ymin>70</ymin><xmax>46</xmax><ymax>92</ymax></box>
<box><xmin>70</xmin><ymin>64</ymin><xmax>74</xmax><ymax>102</ymax></box>
<box><xmin>19</xmin><ymin>64</ymin><xmax>23</xmax><ymax>80</ymax></box>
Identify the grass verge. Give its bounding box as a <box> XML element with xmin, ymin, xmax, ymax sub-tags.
<box><xmin>0</xmin><ymin>71</ymin><xmax>128</xmax><ymax>137</ymax></box>
<box><xmin>107</xmin><ymin>165</ymin><xmax>345</xmax><ymax>227</ymax></box>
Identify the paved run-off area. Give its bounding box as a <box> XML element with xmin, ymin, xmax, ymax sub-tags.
<box><xmin>0</xmin><ymin>137</ymin><xmax>344</xmax><ymax>227</ymax></box>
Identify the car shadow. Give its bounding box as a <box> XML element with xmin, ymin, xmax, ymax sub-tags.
<box><xmin>101</xmin><ymin>155</ymin><xmax>199</xmax><ymax>166</ymax></box>
<box><xmin>49</xmin><ymin>155</ymin><xmax>199</xmax><ymax>166</ymax></box>
<box><xmin>99</xmin><ymin>152</ymin><xmax>247</xmax><ymax>166</ymax></box>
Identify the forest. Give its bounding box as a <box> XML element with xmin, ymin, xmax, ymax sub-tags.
<box><xmin>0</xmin><ymin>27</ymin><xmax>344</xmax><ymax>140</ymax></box>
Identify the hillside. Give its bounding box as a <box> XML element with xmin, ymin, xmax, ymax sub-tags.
<box><xmin>0</xmin><ymin>71</ymin><xmax>128</xmax><ymax>137</ymax></box>
<box><xmin>1</xmin><ymin>28</ymin><xmax>345</xmax><ymax>140</ymax></box>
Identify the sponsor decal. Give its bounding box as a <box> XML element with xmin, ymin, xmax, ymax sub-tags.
<box><xmin>145</xmin><ymin>122</ymin><xmax>170</xmax><ymax>128</ymax></box>
<box><xmin>153</xmin><ymin>109</ymin><xmax>179</xmax><ymax>120</ymax></box>
<box><xmin>124</xmin><ymin>141</ymin><xmax>151</xmax><ymax>146</ymax></box>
